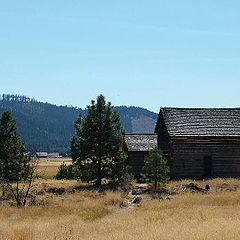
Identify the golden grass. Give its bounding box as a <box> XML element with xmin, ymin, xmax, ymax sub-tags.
<box><xmin>35</xmin><ymin>158</ymin><xmax>72</xmax><ymax>178</ymax></box>
<box><xmin>1</xmin><ymin>179</ymin><xmax>240</xmax><ymax>240</ymax></box>
<box><xmin>0</xmin><ymin>180</ymin><xmax>122</xmax><ymax>240</ymax></box>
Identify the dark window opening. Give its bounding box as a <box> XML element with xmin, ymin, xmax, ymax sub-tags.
<box><xmin>203</xmin><ymin>155</ymin><xmax>212</xmax><ymax>177</ymax></box>
<box><xmin>182</xmin><ymin>161</ymin><xmax>186</xmax><ymax>169</ymax></box>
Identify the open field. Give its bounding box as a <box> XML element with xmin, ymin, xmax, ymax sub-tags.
<box><xmin>1</xmin><ymin>178</ymin><xmax>240</xmax><ymax>240</ymax></box>
<box><xmin>35</xmin><ymin>158</ymin><xmax>72</xmax><ymax>179</ymax></box>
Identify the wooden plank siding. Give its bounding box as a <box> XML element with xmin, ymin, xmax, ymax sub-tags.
<box><xmin>123</xmin><ymin>134</ymin><xmax>158</xmax><ymax>178</ymax></box>
<box><xmin>155</xmin><ymin>108</ymin><xmax>240</xmax><ymax>179</ymax></box>
<box><xmin>127</xmin><ymin>151</ymin><xmax>149</xmax><ymax>178</ymax></box>
<box><xmin>170</xmin><ymin>138</ymin><xmax>240</xmax><ymax>178</ymax></box>
<box><xmin>124</xmin><ymin>108</ymin><xmax>240</xmax><ymax>179</ymax></box>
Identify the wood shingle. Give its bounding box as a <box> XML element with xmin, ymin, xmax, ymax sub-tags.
<box><xmin>155</xmin><ymin>108</ymin><xmax>240</xmax><ymax>137</ymax></box>
<box><xmin>123</xmin><ymin>133</ymin><xmax>158</xmax><ymax>178</ymax></box>
<box><xmin>124</xmin><ymin>133</ymin><xmax>158</xmax><ymax>151</ymax></box>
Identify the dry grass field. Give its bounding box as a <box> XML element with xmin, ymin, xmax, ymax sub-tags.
<box><xmin>35</xmin><ymin>158</ymin><xmax>72</xmax><ymax>179</ymax></box>
<box><xmin>0</xmin><ymin>178</ymin><xmax>240</xmax><ymax>240</ymax></box>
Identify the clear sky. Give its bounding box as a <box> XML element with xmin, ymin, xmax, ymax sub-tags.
<box><xmin>1</xmin><ymin>1</ymin><xmax>240</xmax><ymax>112</ymax></box>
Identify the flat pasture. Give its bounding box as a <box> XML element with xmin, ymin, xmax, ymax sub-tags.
<box><xmin>1</xmin><ymin>178</ymin><xmax>240</xmax><ymax>240</ymax></box>
<box><xmin>35</xmin><ymin>158</ymin><xmax>72</xmax><ymax>178</ymax></box>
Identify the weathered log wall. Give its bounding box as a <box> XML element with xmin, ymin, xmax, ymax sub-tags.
<box><xmin>127</xmin><ymin>151</ymin><xmax>148</xmax><ymax>178</ymax></box>
<box><xmin>170</xmin><ymin>138</ymin><xmax>240</xmax><ymax>178</ymax></box>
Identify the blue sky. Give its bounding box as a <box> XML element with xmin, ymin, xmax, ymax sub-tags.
<box><xmin>1</xmin><ymin>1</ymin><xmax>240</xmax><ymax>112</ymax></box>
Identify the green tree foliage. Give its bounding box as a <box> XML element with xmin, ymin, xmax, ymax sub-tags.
<box><xmin>142</xmin><ymin>148</ymin><xmax>170</xmax><ymax>191</ymax></box>
<box><xmin>0</xmin><ymin>111</ymin><xmax>38</xmax><ymax>207</ymax></box>
<box><xmin>71</xmin><ymin>95</ymin><xmax>128</xmax><ymax>185</ymax></box>
<box><xmin>0</xmin><ymin>112</ymin><xmax>31</xmax><ymax>182</ymax></box>
<box><xmin>110</xmin><ymin>150</ymin><xmax>132</xmax><ymax>185</ymax></box>
<box><xmin>55</xmin><ymin>163</ymin><xmax>76</xmax><ymax>180</ymax></box>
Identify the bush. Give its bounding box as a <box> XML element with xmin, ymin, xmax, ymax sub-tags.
<box><xmin>141</xmin><ymin>148</ymin><xmax>170</xmax><ymax>191</ymax></box>
<box><xmin>110</xmin><ymin>151</ymin><xmax>133</xmax><ymax>186</ymax></box>
<box><xmin>55</xmin><ymin>163</ymin><xmax>76</xmax><ymax>180</ymax></box>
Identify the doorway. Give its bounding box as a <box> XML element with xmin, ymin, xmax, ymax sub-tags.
<box><xmin>203</xmin><ymin>155</ymin><xmax>212</xmax><ymax>177</ymax></box>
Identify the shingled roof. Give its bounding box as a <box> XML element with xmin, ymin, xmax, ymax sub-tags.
<box><xmin>156</xmin><ymin>108</ymin><xmax>240</xmax><ymax>137</ymax></box>
<box><xmin>124</xmin><ymin>134</ymin><xmax>158</xmax><ymax>151</ymax></box>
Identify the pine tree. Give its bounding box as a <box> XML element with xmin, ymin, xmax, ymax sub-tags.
<box><xmin>71</xmin><ymin>95</ymin><xmax>126</xmax><ymax>186</ymax></box>
<box><xmin>110</xmin><ymin>150</ymin><xmax>132</xmax><ymax>185</ymax></box>
<box><xmin>0</xmin><ymin>112</ymin><xmax>31</xmax><ymax>182</ymax></box>
<box><xmin>142</xmin><ymin>148</ymin><xmax>170</xmax><ymax>191</ymax></box>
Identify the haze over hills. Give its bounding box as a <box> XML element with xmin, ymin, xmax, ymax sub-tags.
<box><xmin>0</xmin><ymin>94</ymin><xmax>158</xmax><ymax>153</ymax></box>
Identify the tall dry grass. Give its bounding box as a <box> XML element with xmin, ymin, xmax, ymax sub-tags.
<box><xmin>35</xmin><ymin>158</ymin><xmax>72</xmax><ymax>179</ymax></box>
<box><xmin>1</xmin><ymin>179</ymin><xmax>240</xmax><ymax>240</ymax></box>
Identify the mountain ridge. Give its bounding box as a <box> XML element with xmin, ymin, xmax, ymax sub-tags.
<box><xmin>0</xmin><ymin>94</ymin><xmax>158</xmax><ymax>153</ymax></box>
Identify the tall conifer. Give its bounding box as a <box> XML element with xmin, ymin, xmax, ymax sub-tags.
<box><xmin>0</xmin><ymin>112</ymin><xmax>31</xmax><ymax>182</ymax></box>
<box><xmin>71</xmin><ymin>95</ymin><xmax>127</xmax><ymax>185</ymax></box>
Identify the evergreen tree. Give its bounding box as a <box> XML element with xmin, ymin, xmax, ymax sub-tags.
<box><xmin>55</xmin><ymin>163</ymin><xmax>76</xmax><ymax>180</ymax></box>
<box><xmin>142</xmin><ymin>148</ymin><xmax>170</xmax><ymax>191</ymax></box>
<box><xmin>71</xmin><ymin>95</ymin><xmax>126</xmax><ymax>185</ymax></box>
<box><xmin>0</xmin><ymin>112</ymin><xmax>31</xmax><ymax>182</ymax></box>
<box><xmin>110</xmin><ymin>150</ymin><xmax>132</xmax><ymax>185</ymax></box>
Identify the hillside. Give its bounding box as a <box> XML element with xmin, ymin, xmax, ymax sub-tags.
<box><xmin>0</xmin><ymin>94</ymin><xmax>158</xmax><ymax>153</ymax></box>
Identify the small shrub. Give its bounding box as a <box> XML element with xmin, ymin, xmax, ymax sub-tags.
<box><xmin>55</xmin><ymin>163</ymin><xmax>76</xmax><ymax>180</ymax></box>
<box><xmin>110</xmin><ymin>151</ymin><xmax>133</xmax><ymax>186</ymax></box>
<box><xmin>141</xmin><ymin>148</ymin><xmax>170</xmax><ymax>191</ymax></box>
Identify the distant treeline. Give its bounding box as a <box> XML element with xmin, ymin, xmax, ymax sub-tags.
<box><xmin>0</xmin><ymin>94</ymin><xmax>38</xmax><ymax>103</ymax></box>
<box><xmin>0</xmin><ymin>94</ymin><xmax>157</xmax><ymax>153</ymax></box>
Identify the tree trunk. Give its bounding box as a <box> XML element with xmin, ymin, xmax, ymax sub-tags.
<box><xmin>96</xmin><ymin>158</ymin><xmax>102</xmax><ymax>186</ymax></box>
<box><xmin>96</xmin><ymin>177</ymin><xmax>101</xmax><ymax>186</ymax></box>
<box><xmin>154</xmin><ymin>179</ymin><xmax>157</xmax><ymax>191</ymax></box>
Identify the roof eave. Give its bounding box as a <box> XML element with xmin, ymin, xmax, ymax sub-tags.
<box><xmin>170</xmin><ymin>135</ymin><xmax>240</xmax><ymax>139</ymax></box>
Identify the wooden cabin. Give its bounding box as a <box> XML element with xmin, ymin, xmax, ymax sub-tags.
<box><xmin>155</xmin><ymin>108</ymin><xmax>240</xmax><ymax>178</ymax></box>
<box><xmin>123</xmin><ymin>134</ymin><xmax>158</xmax><ymax>178</ymax></box>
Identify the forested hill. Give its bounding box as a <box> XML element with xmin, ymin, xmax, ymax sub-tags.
<box><xmin>0</xmin><ymin>94</ymin><xmax>158</xmax><ymax>153</ymax></box>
